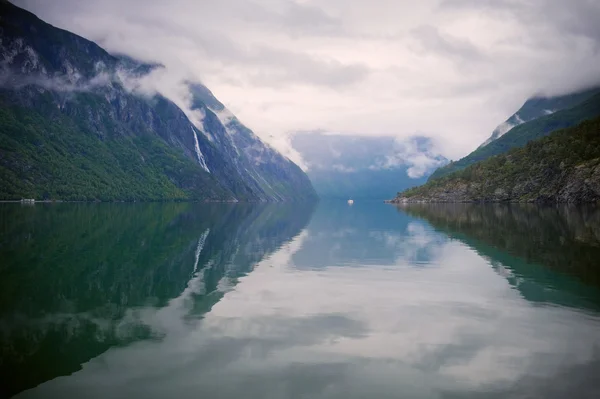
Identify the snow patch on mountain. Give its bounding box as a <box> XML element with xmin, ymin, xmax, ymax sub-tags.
<box><xmin>480</xmin><ymin>120</ymin><xmax>517</xmax><ymax>147</ymax></box>
<box><xmin>480</xmin><ymin>112</ymin><xmax>531</xmax><ymax>148</ymax></box>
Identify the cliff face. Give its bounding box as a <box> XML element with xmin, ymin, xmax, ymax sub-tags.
<box><xmin>0</xmin><ymin>1</ymin><xmax>316</xmax><ymax>201</ymax></box>
<box><xmin>188</xmin><ymin>83</ymin><xmax>317</xmax><ymax>202</ymax></box>
<box><xmin>391</xmin><ymin>118</ymin><xmax>600</xmax><ymax>204</ymax></box>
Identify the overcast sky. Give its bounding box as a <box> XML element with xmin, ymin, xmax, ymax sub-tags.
<box><xmin>16</xmin><ymin>0</ymin><xmax>600</xmax><ymax>161</ymax></box>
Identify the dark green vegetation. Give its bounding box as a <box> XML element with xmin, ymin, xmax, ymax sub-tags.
<box><xmin>398</xmin><ymin>203</ymin><xmax>600</xmax><ymax>295</ymax></box>
<box><xmin>0</xmin><ymin>101</ymin><xmax>230</xmax><ymax>201</ymax></box>
<box><xmin>430</xmin><ymin>92</ymin><xmax>600</xmax><ymax>180</ymax></box>
<box><xmin>393</xmin><ymin>117</ymin><xmax>600</xmax><ymax>203</ymax></box>
<box><xmin>501</xmin><ymin>87</ymin><xmax>600</xmax><ymax>122</ymax></box>
<box><xmin>0</xmin><ymin>1</ymin><xmax>316</xmax><ymax>201</ymax></box>
<box><xmin>477</xmin><ymin>86</ymin><xmax>600</xmax><ymax>150</ymax></box>
<box><xmin>0</xmin><ymin>202</ymin><xmax>315</xmax><ymax>397</ymax></box>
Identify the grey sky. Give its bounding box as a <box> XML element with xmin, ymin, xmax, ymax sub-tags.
<box><xmin>15</xmin><ymin>0</ymin><xmax>600</xmax><ymax>161</ymax></box>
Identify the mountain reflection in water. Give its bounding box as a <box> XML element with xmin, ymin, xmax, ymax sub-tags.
<box><xmin>1</xmin><ymin>202</ymin><xmax>600</xmax><ymax>399</ymax></box>
<box><xmin>0</xmin><ymin>202</ymin><xmax>315</xmax><ymax>398</ymax></box>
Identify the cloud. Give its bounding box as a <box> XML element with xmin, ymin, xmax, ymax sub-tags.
<box><xmin>441</xmin><ymin>0</ymin><xmax>600</xmax><ymax>46</ymax></box>
<box><xmin>410</xmin><ymin>25</ymin><xmax>485</xmax><ymax>63</ymax></box>
<box><xmin>375</xmin><ymin>136</ymin><xmax>448</xmax><ymax>178</ymax></box>
<box><xmin>14</xmin><ymin>0</ymin><xmax>600</xmax><ymax>161</ymax></box>
<box><xmin>290</xmin><ymin>132</ymin><xmax>447</xmax><ymax>177</ymax></box>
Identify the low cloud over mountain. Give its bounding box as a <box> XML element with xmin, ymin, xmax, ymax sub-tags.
<box><xmin>14</xmin><ymin>0</ymin><xmax>600</xmax><ymax>162</ymax></box>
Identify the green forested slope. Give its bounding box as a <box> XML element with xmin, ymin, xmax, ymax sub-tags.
<box><xmin>393</xmin><ymin>117</ymin><xmax>600</xmax><ymax>203</ymax></box>
<box><xmin>429</xmin><ymin>93</ymin><xmax>600</xmax><ymax>180</ymax></box>
<box><xmin>0</xmin><ymin>1</ymin><xmax>316</xmax><ymax>202</ymax></box>
<box><xmin>0</xmin><ymin>103</ymin><xmax>231</xmax><ymax>201</ymax></box>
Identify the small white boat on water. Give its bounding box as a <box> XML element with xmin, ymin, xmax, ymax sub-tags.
<box><xmin>347</xmin><ymin>199</ymin><xmax>354</xmax><ymax>205</ymax></box>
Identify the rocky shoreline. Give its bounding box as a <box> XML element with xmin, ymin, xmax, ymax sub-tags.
<box><xmin>387</xmin><ymin>158</ymin><xmax>600</xmax><ymax>204</ymax></box>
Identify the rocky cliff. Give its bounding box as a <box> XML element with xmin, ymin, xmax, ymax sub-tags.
<box><xmin>0</xmin><ymin>1</ymin><xmax>316</xmax><ymax>201</ymax></box>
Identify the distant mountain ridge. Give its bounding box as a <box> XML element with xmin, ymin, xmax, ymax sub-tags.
<box><xmin>392</xmin><ymin>117</ymin><xmax>600</xmax><ymax>203</ymax></box>
<box><xmin>0</xmin><ymin>1</ymin><xmax>316</xmax><ymax>201</ymax></box>
<box><xmin>479</xmin><ymin>87</ymin><xmax>600</xmax><ymax>148</ymax></box>
<box><xmin>429</xmin><ymin>88</ymin><xmax>600</xmax><ymax>181</ymax></box>
<box><xmin>291</xmin><ymin>133</ymin><xmax>447</xmax><ymax>200</ymax></box>
<box><xmin>188</xmin><ymin>83</ymin><xmax>315</xmax><ymax>201</ymax></box>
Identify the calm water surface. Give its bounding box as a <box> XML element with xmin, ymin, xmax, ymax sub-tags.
<box><xmin>1</xmin><ymin>201</ymin><xmax>600</xmax><ymax>398</ymax></box>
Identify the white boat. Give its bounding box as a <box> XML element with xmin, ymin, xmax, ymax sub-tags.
<box><xmin>347</xmin><ymin>199</ymin><xmax>354</xmax><ymax>205</ymax></box>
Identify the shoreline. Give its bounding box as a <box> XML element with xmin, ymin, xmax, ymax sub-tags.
<box><xmin>1</xmin><ymin>199</ymin><xmax>318</xmax><ymax>204</ymax></box>
<box><xmin>385</xmin><ymin>198</ymin><xmax>600</xmax><ymax>204</ymax></box>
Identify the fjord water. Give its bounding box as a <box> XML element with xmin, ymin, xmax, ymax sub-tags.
<box><xmin>1</xmin><ymin>202</ymin><xmax>600</xmax><ymax>398</ymax></box>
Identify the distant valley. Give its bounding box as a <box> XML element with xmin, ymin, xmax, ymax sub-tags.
<box><xmin>291</xmin><ymin>133</ymin><xmax>447</xmax><ymax>200</ymax></box>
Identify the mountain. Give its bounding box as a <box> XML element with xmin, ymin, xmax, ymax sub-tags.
<box><xmin>291</xmin><ymin>133</ymin><xmax>447</xmax><ymax>200</ymax></box>
<box><xmin>187</xmin><ymin>83</ymin><xmax>316</xmax><ymax>201</ymax></box>
<box><xmin>390</xmin><ymin>117</ymin><xmax>600</xmax><ymax>203</ymax></box>
<box><xmin>0</xmin><ymin>1</ymin><xmax>316</xmax><ymax>201</ymax></box>
<box><xmin>479</xmin><ymin>87</ymin><xmax>600</xmax><ymax>148</ymax></box>
<box><xmin>429</xmin><ymin>89</ymin><xmax>600</xmax><ymax>181</ymax></box>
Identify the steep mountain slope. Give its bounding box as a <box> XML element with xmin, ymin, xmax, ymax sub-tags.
<box><xmin>291</xmin><ymin>133</ymin><xmax>447</xmax><ymax>200</ymax></box>
<box><xmin>0</xmin><ymin>1</ymin><xmax>315</xmax><ymax>201</ymax></box>
<box><xmin>429</xmin><ymin>92</ymin><xmax>600</xmax><ymax>181</ymax></box>
<box><xmin>188</xmin><ymin>83</ymin><xmax>317</xmax><ymax>201</ymax></box>
<box><xmin>480</xmin><ymin>87</ymin><xmax>600</xmax><ymax>148</ymax></box>
<box><xmin>391</xmin><ymin>117</ymin><xmax>600</xmax><ymax>203</ymax></box>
